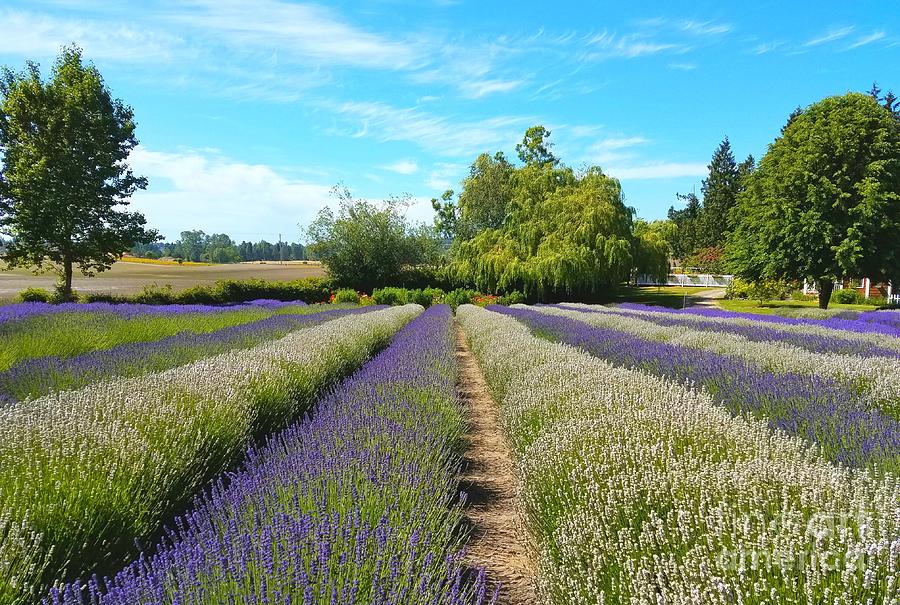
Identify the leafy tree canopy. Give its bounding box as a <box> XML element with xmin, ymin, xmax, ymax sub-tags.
<box><xmin>633</xmin><ymin>219</ymin><xmax>674</xmax><ymax>282</ymax></box>
<box><xmin>728</xmin><ymin>93</ymin><xmax>900</xmax><ymax>308</ymax></box>
<box><xmin>306</xmin><ymin>186</ymin><xmax>442</xmax><ymax>291</ymax></box>
<box><xmin>446</xmin><ymin>124</ymin><xmax>660</xmax><ymax>299</ymax></box>
<box><xmin>516</xmin><ymin>125</ymin><xmax>559</xmax><ymax>168</ymax></box>
<box><xmin>0</xmin><ymin>45</ymin><xmax>156</xmax><ymax>299</ymax></box>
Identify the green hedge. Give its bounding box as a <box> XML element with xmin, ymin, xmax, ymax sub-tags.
<box><xmin>81</xmin><ymin>278</ymin><xmax>333</xmax><ymax>305</ymax></box>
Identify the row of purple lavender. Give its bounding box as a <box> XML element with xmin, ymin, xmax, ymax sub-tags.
<box><xmin>0</xmin><ymin>299</ymin><xmax>306</xmax><ymax>326</ymax></box>
<box><xmin>561</xmin><ymin>303</ymin><xmax>900</xmax><ymax>359</ymax></box>
<box><xmin>46</xmin><ymin>305</ymin><xmax>493</xmax><ymax>605</ymax></box>
<box><xmin>492</xmin><ymin>305</ymin><xmax>900</xmax><ymax>471</ymax></box>
<box><xmin>0</xmin><ymin>305</ymin><xmax>420</xmax><ymax>603</ymax></box>
<box><xmin>620</xmin><ymin>302</ymin><xmax>900</xmax><ymax>338</ymax></box>
<box><xmin>0</xmin><ymin>306</ymin><xmax>381</xmax><ymax>404</ymax></box>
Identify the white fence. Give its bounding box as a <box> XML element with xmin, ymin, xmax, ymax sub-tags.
<box><xmin>890</xmin><ymin>294</ymin><xmax>900</xmax><ymax>305</ymax></box>
<box><xmin>636</xmin><ymin>273</ymin><xmax>733</xmax><ymax>287</ymax></box>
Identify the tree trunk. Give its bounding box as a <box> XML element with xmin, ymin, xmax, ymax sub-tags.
<box><xmin>818</xmin><ymin>278</ymin><xmax>834</xmax><ymax>309</ymax></box>
<box><xmin>61</xmin><ymin>258</ymin><xmax>74</xmax><ymax>302</ymax></box>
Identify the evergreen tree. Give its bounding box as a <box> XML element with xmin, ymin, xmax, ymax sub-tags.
<box><xmin>781</xmin><ymin>107</ymin><xmax>803</xmax><ymax>134</ymax></box>
<box><xmin>868</xmin><ymin>82</ymin><xmax>899</xmax><ymax>118</ymax></box>
<box><xmin>698</xmin><ymin>137</ymin><xmax>740</xmax><ymax>247</ymax></box>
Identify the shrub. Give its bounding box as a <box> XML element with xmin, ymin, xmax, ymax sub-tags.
<box><xmin>725</xmin><ymin>278</ymin><xmax>789</xmax><ymax>302</ymax></box>
<box><xmin>724</xmin><ymin>278</ymin><xmax>754</xmax><ymax>300</ymax></box>
<box><xmin>132</xmin><ymin>283</ymin><xmax>177</xmax><ymax>305</ymax></box>
<box><xmin>831</xmin><ymin>288</ymin><xmax>865</xmax><ymax>305</ymax></box>
<box><xmin>500</xmin><ymin>290</ymin><xmax>525</xmax><ymax>306</ymax></box>
<box><xmin>174</xmin><ymin>278</ymin><xmax>332</xmax><ymax>305</ymax></box>
<box><xmin>332</xmin><ymin>289</ymin><xmax>361</xmax><ymax>304</ymax></box>
<box><xmin>423</xmin><ymin>287</ymin><xmax>445</xmax><ymax>306</ymax></box>
<box><xmin>372</xmin><ymin>287</ymin><xmax>409</xmax><ymax>306</ymax></box>
<box><xmin>444</xmin><ymin>288</ymin><xmax>477</xmax><ymax>310</ymax></box>
<box><xmin>18</xmin><ymin>287</ymin><xmax>53</xmax><ymax>303</ymax></box>
<box><xmin>405</xmin><ymin>289</ymin><xmax>432</xmax><ymax>307</ymax></box>
<box><xmin>472</xmin><ymin>293</ymin><xmax>500</xmax><ymax>307</ymax></box>
<box><xmin>82</xmin><ymin>292</ymin><xmax>130</xmax><ymax>304</ymax></box>
<box><xmin>358</xmin><ymin>294</ymin><xmax>376</xmax><ymax>306</ymax></box>
<box><xmin>790</xmin><ymin>290</ymin><xmax>816</xmax><ymax>302</ymax></box>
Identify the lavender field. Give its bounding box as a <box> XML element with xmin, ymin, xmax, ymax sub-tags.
<box><xmin>0</xmin><ymin>299</ymin><xmax>897</xmax><ymax>604</ymax></box>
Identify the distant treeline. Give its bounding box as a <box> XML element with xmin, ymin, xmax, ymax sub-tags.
<box><xmin>131</xmin><ymin>230</ymin><xmax>309</xmax><ymax>263</ymax></box>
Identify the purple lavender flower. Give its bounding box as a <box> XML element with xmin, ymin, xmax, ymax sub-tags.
<box><xmin>556</xmin><ymin>304</ymin><xmax>900</xmax><ymax>359</ymax></box>
<box><xmin>0</xmin><ymin>306</ymin><xmax>379</xmax><ymax>404</ymax></box>
<box><xmin>0</xmin><ymin>299</ymin><xmax>308</xmax><ymax>327</ymax></box>
<box><xmin>46</xmin><ymin>306</ymin><xmax>492</xmax><ymax>605</ymax></box>
<box><xmin>493</xmin><ymin>305</ymin><xmax>900</xmax><ymax>471</ymax></box>
<box><xmin>617</xmin><ymin>302</ymin><xmax>900</xmax><ymax>338</ymax></box>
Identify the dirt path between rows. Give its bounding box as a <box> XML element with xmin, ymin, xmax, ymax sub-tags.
<box><xmin>455</xmin><ymin>324</ymin><xmax>537</xmax><ymax>605</ymax></box>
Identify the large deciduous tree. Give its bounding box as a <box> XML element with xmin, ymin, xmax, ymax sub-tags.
<box><xmin>0</xmin><ymin>46</ymin><xmax>156</xmax><ymax>300</ymax></box>
<box><xmin>728</xmin><ymin>93</ymin><xmax>900</xmax><ymax>309</ymax></box>
<box><xmin>449</xmin><ymin>166</ymin><xmax>638</xmax><ymax>298</ymax></box>
<box><xmin>443</xmin><ymin>126</ymin><xmax>669</xmax><ymax>299</ymax></box>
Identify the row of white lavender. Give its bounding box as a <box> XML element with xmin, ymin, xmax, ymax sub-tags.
<box><xmin>0</xmin><ymin>304</ymin><xmax>422</xmax><ymax>604</ymax></box>
<box><xmin>458</xmin><ymin>304</ymin><xmax>899</xmax><ymax>604</ymax></box>
<box><xmin>533</xmin><ymin>304</ymin><xmax>900</xmax><ymax>416</ymax></box>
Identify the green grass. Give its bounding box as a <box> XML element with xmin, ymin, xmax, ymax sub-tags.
<box><xmin>613</xmin><ymin>286</ymin><xmax>712</xmax><ymax>309</ymax></box>
<box><xmin>717</xmin><ymin>298</ymin><xmax>879</xmax><ymax>316</ymax></box>
<box><xmin>0</xmin><ymin>305</ymin><xmax>323</xmax><ymax>371</ymax></box>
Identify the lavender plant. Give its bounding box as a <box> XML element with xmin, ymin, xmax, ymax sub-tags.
<box><xmin>0</xmin><ymin>301</ymin><xmax>320</xmax><ymax>371</ymax></box>
<box><xmin>534</xmin><ymin>304</ymin><xmax>900</xmax><ymax>419</ymax></box>
<box><xmin>651</xmin><ymin>304</ymin><xmax>900</xmax><ymax>338</ymax></box>
<box><xmin>493</xmin><ymin>305</ymin><xmax>900</xmax><ymax>471</ymax></box>
<box><xmin>561</xmin><ymin>303</ymin><xmax>900</xmax><ymax>358</ymax></box>
<box><xmin>46</xmin><ymin>306</ymin><xmax>494</xmax><ymax>605</ymax></box>
<box><xmin>0</xmin><ymin>306</ymin><xmax>381</xmax><ymax>404</ymax></box>
<box><xmin>459</xmin><ymin>304</ymin><xmax>899</xmax><ymax>604</ymax></box>
<box><xmin>0</xmin><ymin>305</ymin><xmax>421</xmax><ymax>603</ymax></box>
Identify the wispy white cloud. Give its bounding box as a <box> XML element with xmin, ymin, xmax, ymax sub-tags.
<box><xmin>845</xmin><ymin>31</ymin><xmax>886</xmax><ymax>50</ymax></box>
<box><xmin>585</xmin><ymin>30</ymin><xmax>684</xmax><ymax>59</ymax></box>
<box><xmin>679</xmin><ymin>20</ymin><xmax>732</xmax><ymax>36</ymax></box>
<box><xmin>167</xmin><ymin>0</ymin><xmax>420</xmax><ymax>70</ymax></box>
<box><xmin>424</xmin><ymin>162</ymin><xmax>464</xmax><ymax>192</ymax></box>
<box><xmin>802</xmin><ymin>26</ymin><xmax>855</xmax><ymax>47</ymax></box>
<box><xmin>0</xmin><ymin>8</ymin><xmax>186</xmax><ymax>61</ymax></box>
<box><xmin>458</xmin><ymin>78</ymin><xmax>525</xmax><ymax>99</ymax></box>
<box><xmin>323</xmin><ymin>100</ymin><xmax>533</xmax><ymax>157</ymax></box>
<box><xmin>381</xmin><ymin>159</ymin><xmax>419</xmax><ymax>175</ymax></box>
<box><xmin>605</xmin><ymin>162</ymin><xmax>708</xmax><ymax>180</ymax></box>
<box><xmin>589</xmin><ymin>136</ymin><xmax>648</xmax><ymax>164</ymax></box>
<box><xmin>750</xmin><ymin>40</ymin><xmax>785</xmax><ymax>55</ymax></box>
<box><xmin>130</xmin><ymin>148</ymin><xmax>333</xmax><ymax>238</ymax></box>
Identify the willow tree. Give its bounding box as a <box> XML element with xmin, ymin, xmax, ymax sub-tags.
<box><xmin>450</xmin><ymin>166</ymin><xmax>637</xmax><ymax>299</ymax></box>
<box><xmin>728</xmin><ymin>93</ymin><xmax>900</xmax><ymax>309</ymax></box>
<box><xmin>0</xmin><ymin>46</ymin><xmax>155</xmax><ymax>300</ymax></box>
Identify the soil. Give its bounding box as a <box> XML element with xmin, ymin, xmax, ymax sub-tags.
<box><xmin>455</xmin><ymin>324</ymin><xmax>537</xmax><ymax>605</ymax></box>
<box><xmin>0</xmin><ymin>260</ymin><xmax>327</xmax><ymax>300</ymax></box>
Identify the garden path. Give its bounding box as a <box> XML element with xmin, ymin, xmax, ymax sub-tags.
<box><xmin>455</xmin><ymin>324</ymin><xmax>537</xmax><ymax>605</ymax></box>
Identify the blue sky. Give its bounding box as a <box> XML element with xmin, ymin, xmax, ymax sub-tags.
<box><xmin>1</xmin><ymin>1</ymin><xmax>897</xmax><ymax>241</ymax></box>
